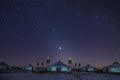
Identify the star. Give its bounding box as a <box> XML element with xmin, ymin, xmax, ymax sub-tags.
<box><xmin>49</xmin><ymin>25</ymin><xmax>56</xmax><ymax>31</ymax></box>
<box><xmin>52</xmin><ymin>27</ymin><xmax>56</xmax><ymax>31</ymax></box>
<box><xmin>97</xmin><ymin>41</ymin><xmax>104</xmax><ymax>47</ymax></box>
<box><xmin>78</xmin><ymin>14</ymin><xmax>82</xmax><ymax>17</ymax></box>
<box><xmin>58</xmin><ymin>46</ymin><xmax>62</xmax><ymax>50</ymax></box>
<box><xmin>95</xmin><ymin>15</ymin><xmax>99</xmax><ymax>19</ymax></box>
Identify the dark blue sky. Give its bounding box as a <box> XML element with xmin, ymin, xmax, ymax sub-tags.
<box><xmin>0</xmin><ymin>0</ymin><xmax>120</xmax><ymax>67</ymax></box>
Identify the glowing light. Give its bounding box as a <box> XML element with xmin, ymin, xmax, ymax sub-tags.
<box><xmin>52</xmin><ymin>27</ymin><xmax>56</xmax><ymax>31</ymax></box>
<box><xmin>47</xmin><ymin>56</ymin><xmax>50</xmax><ymax>59</ymax></box>
<box><xmin>59</xmin><ymin>46</ymin><xmax>62</xmax><ymax>50</ymax></box>
<box><xmin>68</xmin><ymin>57</ymin><xmax>72</xmax><ymax>60</ymax></box>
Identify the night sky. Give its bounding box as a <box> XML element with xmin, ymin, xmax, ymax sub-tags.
<box><xmin>0</xmin><ymin>0</ymin><xmax>120</xmax><ymax>67</ymax></box>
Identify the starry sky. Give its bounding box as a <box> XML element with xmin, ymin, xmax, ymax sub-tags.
<box><xmin>0</xmin><ymin>0</ymin><xmax>120</xmax><ymax>67</ymax></box>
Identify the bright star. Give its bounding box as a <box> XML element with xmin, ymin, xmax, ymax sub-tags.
<box><xmin>52</xmin><ymin>27</ymin><xmax>56</xmax><ymax>31</ymax></box>
<box><xmin>59</xmin><ymin>46</ymin><xmax>62</xmax><ymax>50</ymax></box>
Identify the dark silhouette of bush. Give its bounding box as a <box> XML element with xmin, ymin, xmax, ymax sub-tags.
<box><xmin>96</xmin><ymin>70</ymin><xmax>104</xmax><ymax>73</ymax></box>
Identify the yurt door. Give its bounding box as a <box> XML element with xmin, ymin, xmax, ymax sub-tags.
<box><xmin>57</xmin><ymin>68</ymin><xmax>61</xmax><ymax>72</ymax></box>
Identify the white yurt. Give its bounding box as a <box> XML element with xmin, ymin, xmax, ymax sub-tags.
<box><xmin>47</xmin><ymin>61</ymin><xmax>71</xmax><ymax>72</ymax></box>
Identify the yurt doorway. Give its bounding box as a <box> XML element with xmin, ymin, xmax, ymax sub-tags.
<box><xmin>57</xmin><ymin>68</ymin><xmax>61</xmax><ymax>72</ymax></box>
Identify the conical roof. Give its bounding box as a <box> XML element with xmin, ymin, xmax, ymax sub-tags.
<box><xmin>112</xmin><ymin>61</ymin><xmax>119</xmax><ymax>65</ymax></box>
<box><xmin>86</xmin><ymin>64</ymin><xmax>95</xmax><ymax>68</ymax></box>
<box><xmin>108</xmin><ymin>61</ymin><xmax>120</xmax><ymax>68</ymax></box>
<box><xmin>50</xmin><ymin>61</ymin><xmax>68</xmax><ymax>67</ymax></box>
<box><xmin>0</xmin><ymin>61</ymin><xmax>8</xmax><ymax>66</ymax></box>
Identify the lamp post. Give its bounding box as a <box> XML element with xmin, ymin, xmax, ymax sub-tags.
<box><xmin>46</xmin><ymin>56</ymin><xmax>51</xmax><ymax>67</ymax></box>
<box><xmin>68</xmin><ymin>57</ymin><xmax>72</xmax><ymax>67</ymax></box>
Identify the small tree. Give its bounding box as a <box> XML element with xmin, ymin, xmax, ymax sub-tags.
<box><xmin>75</xmin><ymin>63</ymin><xmax>77</xmax><ymax>67</ymax></box>
<box><xmin>41</xmin><ymin>62</ymin><xmax>44</xmax><ymax>67</ymax></box>
<box><xmin>78</xmin><ymin>63</ymin><xmax>81</xmax><ymax>67</ymax></box>
<box><xmin>37</xmin><ymin>62</ymin><xmax>39</xmax><ymax>67</ymax></box>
